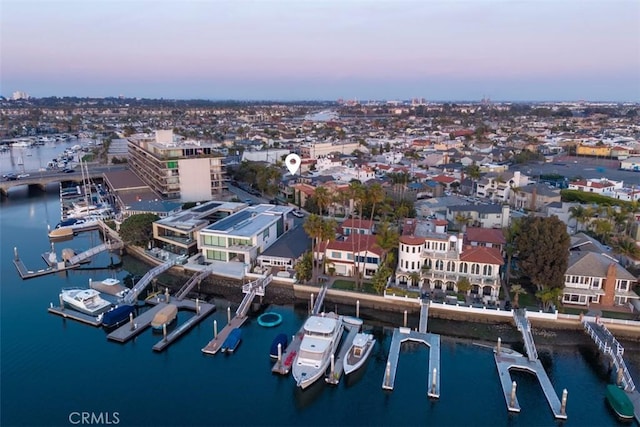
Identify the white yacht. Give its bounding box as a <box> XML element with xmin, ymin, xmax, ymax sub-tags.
<box><xmin>343</xmin><ymin>333</ymin><xmax>376</xmax><ymax>375</ymax></box>
<box><xmin>60</xmin><ymin>288</ymin><xmax>112</xmax><ymax>316</ymax></box>
<box><xmin>89</xmin><ymin>278</ymin><xmax>129</xmax><ymax>298</ymax></box>
<box><xmin>292</xmin><ymin>313</ymin><xmax>344</xmax><ymax>389</ymax></box>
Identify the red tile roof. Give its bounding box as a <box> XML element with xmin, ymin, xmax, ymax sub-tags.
<box><xmin>465</xmin><ymin>227</ymin><xmax>506</xmax><ymax>245</ymax></box>
<box><xmin>400</xmin><ymin>235</ymin><xmax>425</xmax><ymax>245</ymax></box>
<box><xmin>325</xmin><ymin>234</ymin><xmax>383</xmax><ymax>256</ymax></box>
<box><xmin>432</xmin><ymin>175</ymin><xmax>457</xmax><ymax>184</ymax></box>
<box><xmin>460</xmin><ymin>246</ymin><xmax>504</xmax><ymax>265</ymax></box>
<box><xmin>341</xmin><ymin>218</ymin><xmax>375</xmax><ymax>231</ymax></box>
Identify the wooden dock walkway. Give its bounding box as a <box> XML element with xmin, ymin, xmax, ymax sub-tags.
<box><xmin>201</xmin><ymin>315</ymin><xmax>249</xmax><ymax>355</ymax></box>
<box><xmin>627</xmin><ymin>389</ymin><xmax>640</xmax><ymax>423</ymax></box>
<box><xmin>272</xmin><ymin>324</ymin><xmax>304</xmax><ymax>375</ymax></box>
<box><xmin>494</xmin><ymin>348</ymin><xmax>567</xmax><ymax>419</ymax></box>
<box><xmin>325</xmin><ymin>321</ymin><xmax>361</xmax><ymax>385</ymax></box>
<box><xmin>107</xmin><ymin>303</ymin><xmax>168</xmax><ymax>343</ymax></box>
<box><xmin>152</xmin><ymin>299</ymin><xmax>216</xmax><ymax>352</ymax></box>
<box><xmin>382</xmin><ymin>327</ymin><xmax>441</xmax><ymax>398</ymax></box>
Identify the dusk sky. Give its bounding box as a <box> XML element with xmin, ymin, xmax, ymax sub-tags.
<box><xmin>2</xmin><ymin>0</ymin><xmax>639</xmax><ymax>102</ymax></box>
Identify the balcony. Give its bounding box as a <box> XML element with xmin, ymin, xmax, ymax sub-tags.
<box><xmin>422</xmin><ymin>250</ymin><xmax>459</xmax><ymax>259</ymax></box>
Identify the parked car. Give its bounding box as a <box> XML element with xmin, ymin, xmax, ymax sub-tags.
<box><xmin>17</xmin><ymin>173</ymin><xmax>30</xmax><ymax>179</ymax></box>
<box><xmin>291</xmin><ymin>210</ymin><xmax>305</xmax><ymax>218</ymax></box>
<box><xmin>61</xmin><ymin>168</ymin><xmax>75</xmax><ymax>173</ymax></box>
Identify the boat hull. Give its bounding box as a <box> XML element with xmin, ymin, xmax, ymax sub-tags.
<box><xmin>100</xmin><ymin>305</ymin><xmax>136</xmax><ymax>328</ymax></box>
<box><xmin>605</xmin><ymin>384</ymin><xmax>634</xmax><ymax>421</ymax></box>
<box><xmin>270</xmin><ymin>333</ymin><xmax>288</xmax><ymax>359</ymax></box>
<box><xmin>222</xmin><ymin>328</ymin><xmax>242</xmax><ymax>353</ymax></box>
<box><xmin>343</xmin><ymin>334</ymin><xmax>375</xmax><ymax>375</ymax></box>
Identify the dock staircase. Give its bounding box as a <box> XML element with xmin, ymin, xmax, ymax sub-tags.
<box><xmin>67</xmin><ymin>241</ymin><xmax>123</xmax><ymax>266</ymax></box>
<box><xmin>175</xmin><ymin>265</ymin><xmax>215</xmax><ymax>300</ymax></box>
<box><xmin>236</xmin><ymin>274</ymin><xmax>272</xmax><ymax>318</ymax></box>
<box><xmin>311</xmin><ymin>285</ymin><xmax>328</xmax><ymax>315</ymax></box>
<box><xmin>583</xmin><ymin>319</ymin><xmax>636</xmax><ymax>392</ymax></box>
<box><xmin>514</xmin><ymin>309</ymin><xmax>538</xmax><ymax>362</ymax></box>
<box><xmin>123</xmin><ymin>259</ymin><xmax>175</xmax><ymax>305</ymax></box>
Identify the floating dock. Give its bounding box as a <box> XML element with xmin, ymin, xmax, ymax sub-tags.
<box><xmin>47</xmin><ymin>305</ymin><xmax>102</xmax><ymax>327</ymax></box>
<box><xmin>325</xmin><ymin>320</ymin><xmax>362</xmax><ymax>385</ymax></box>
<box><xmin>152</xmin><ymin>299</ymin><xmax>216</xmax><ymax>352</ymax></box>
<box><xmin>381</xmin><ymin>327</ymin><xmax>441</xmax><ymax>399</ymax></box>
<box><xmin>271</xmin><ymin>324</ymin><xmax>304</xmax><ymax>375</ymax></box>
<box><xmin>107</xmin><ymin>303</ymin><xmax>168</xmax><ymax>342</ymax></box>
<box><xmin>494</xmin><ymin>347</ymin><xmax>567</xmax><ymax>419</ymax></box>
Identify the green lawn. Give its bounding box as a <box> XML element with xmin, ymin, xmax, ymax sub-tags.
<box><xmin>559</xmin><ymin>307</ymin><xmax>588</xmax><ymax>316</ymax></box>
<box><xmin>386</xmin><ymin>287</ymin><xmax>421</xmax><ymax>298</ymax></box>
<box><xmin>332</xmin><ymin>279</ymin><xmax>378</xmax><ymax>295</ymax></box>
<box><xmin>602</xmin><ymin>311</ymin><xmax>638</xmax><ymax>321</ymax></box>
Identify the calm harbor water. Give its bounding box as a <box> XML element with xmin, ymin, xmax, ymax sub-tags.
<box><xmin>1</xmin><ymin>189</ymin><xmax>638</xmax><ymax>427</ymax></box>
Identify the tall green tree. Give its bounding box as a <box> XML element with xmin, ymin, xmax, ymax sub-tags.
<box><xmin>515</xmin><ymin>216</ymin><xmax>570</xmax><ymax>292</ymax></box>
<box><xmin>314</xmin><ymin>186</ymin><xmax>331</xmax><ymax>217</ymax></box>
<box><xmin>119</xmin><ymin>213</ymin><xmax>159</xmax><ymax>246</ymax></box>
<box><xmin>303</xmin><ymin>214</ymin><xmax>323</xmax><ymax>284</ymax></box>
<box><xmin>294</xmin><ymin>252</ymin><xmax>313</xmax><ymax>283</ymax></box>
<box><xmin>375</xmin><ymin>221</ymin><xmax>399</xmax><ymax>267</ymax></box>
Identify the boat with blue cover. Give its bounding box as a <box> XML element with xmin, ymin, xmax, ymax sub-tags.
<box><xmin>99</xmin><ymin>304</ymin><xmax>136</xmax><ymax>328</ymax></box>
<box><xmin>270</xmin><ymin>333</ymin><xmax>288</xmax><ymax>359</ymax></box>
<box><xmin>222</xmin><ymin>328</ymin><xmax>242</xmax><ymax>353</ymax></box>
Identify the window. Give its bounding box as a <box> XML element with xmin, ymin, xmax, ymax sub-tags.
<box><xmin>262</xmin><ymin>228</ymin><xmax>270</xmax><ymax>240</ymax></box>
<box><xmin>331</xmin><ymin>251</ymin><xmax>342</xmax><ymax>259</ymax></box>
<box><xmin>206</xmin><ymin>249</ymin><xmax>226</xmax><ymax>261</ymax></box>
<box><xmin>435</xmin><ymin>260</ymin><xmax>443</xmax><ymax>270</ymax></box>
<box><xmin>447</xmin><ymin>261</ymin><xmax>455</xmax><ymax>272</ymax></box>
<box><xmin>459</xmin><ymin>263</ymin><xmax>468</xmax><ymax>273</ymax></box>
<box><xmin>202</xmin><ymin>234</ymin><xmax>226</xmax><ymax>247</ymax></box>
<box><xmin>483</xmin><ymin>265</ymin><xmax>492</xmax><ymax>276</ymax></box>
<box><xmin>471</xmin><ymin>263</ymin><xmax>480</xmax><ymax>275</ymax></box>
<box><xmin>347</xmin><ymin>253</ymin><xmax>353</xmax><ymax>260</ymax></box>
<box><xmin>618</xmin><ymin>280</ymin><xmax>628</xmax><ymax>291</ymax></box>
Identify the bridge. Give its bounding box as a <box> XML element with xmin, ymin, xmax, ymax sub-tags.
<box><xmin>0</xmin><ymin>165</ymin><xmax>126</xmax><ymax>196</ymax></box>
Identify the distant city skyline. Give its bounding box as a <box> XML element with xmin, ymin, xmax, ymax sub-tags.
<box><xmin>2</xmin><ymin>0</ymin><xmax>639</xmax><ymax>102</ymax></box>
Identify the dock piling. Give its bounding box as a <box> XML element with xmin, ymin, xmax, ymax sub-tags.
<box><xmin>560</xmin><ymin>389</ymin><xmax>567</xmax><ymax>416</ymax></box>
<box><xmin>510</xmin><ymin>381</ymin><xmax>517</xmax><ymax>408</ymax></box>
<box><xmin>310</xmin><ymin>293</ymin><xmax>314</xmax><ymax>315</ymax></box>
<box><xmin>227</xmin><ymin>306</ymin><xmax>231</xmax><ymax>323</ymax></box>
<box><xmin>59</xmin><ymin>294</ymin><xmax>64</xmax><ymax>311</ymax></box>
<box><xmin>14</xmin><ymin>246</ymin><xmax>18</xmax><ymax>261</ymax></box>
<box><xmin>214</xmin><ymin>320</ymin><xmax>218</xmax><ymax>338</ymax></box>
<box><xmin>164</xmin><ymin>288</ymin><xmax>170</xmax><ymax>303</ymax></box>
<box><xmin>356</xmin><ymin>300</ymin><xmax>360</xmax><ymax>318</ymax></box>
<box><xmin>330</xmin><ymin>354</ymin><xmax>335</xmax><ymax>378</ymax></box>
<box><xmin>431</xmin><ymin>368</ymin><xmax>437</xmax><ymax>395</ymax></box>
<box><xmin>497</xmin><ymin>337</ymin><xmax>501</xmax><ymax>354</ymax></box>
<box><xmin>277</xmin><ymin>343</ymin><xmax>282</xmax><ymax>363</ymax></box>
<box><xmin>163</xmin><ymin>324</ymin><xmax>167</xmax><ymax>342</ymax></box>
<box><xmin>196</xmin><ymin>298</ymin><xmax>200</xmax><ymax>315</ymax></box>
<box><xmin>403</xmin><ymin>310</ymin><xmax>407</xmax><ymax>328</ymax></box>
<box><xmin>385</xmin><ymin>361</ymin><xmax>391</xmax><ymax>388</ymax></box>
<box><xmin>617</xmin><ymin>367</ymin><xmax>624</xmax><ymax>386</ymax></box>
<box><xmin>129</xmin><ymin>312</ymin><xmax>134</xmax><ymax>331</ymax></box>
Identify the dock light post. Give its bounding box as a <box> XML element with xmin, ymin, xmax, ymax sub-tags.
<box><xmin>163</xmin><ymin>324</ymin><xmax>167</xmax><ymax>342</ymax></box>
<box><xmin>356</xmin><ymin>300</ymin><xmax>360</xmax><ymax>318</ymax></box>
<box><xmin>214</xmin><ymin>320</ymin><xmax>218</xmax><ymax>338</ymax></box>
<box><xmin>497</xmin><ymin>337</ymin><xmax>501</xmax><ymax>355</ymax></box>
<box><xmin>510</xmin><ymin>381</ymin><xmax>517</xmax><ymax>408</ymax></box>
<box><xmin>560</xmin><ymin>389</ymin><xmax>568</xmax><ymax>416</ymax></box>
<box><xmin>227</xmin><ymin>306</ymin><xmax>231</xmax><ymax>323</ymax></box>
<box><xmin>14</xmin><ymin>247</ymin><xmax>18</xmax><ymax>261</ymax></box>
<box><xmin>431</xmin><ymin>368</ymin><xmax>437</xmax><ymax>395</ymax></box>
<box><xmin>403</xmin><ymin>310</ymin><xmax>407</xmax><ymax>328</ymax></box>
<box><xmin>129</xmin><ymin>312</ymin><xmax>134</xmax><ymax>331</ymax></box>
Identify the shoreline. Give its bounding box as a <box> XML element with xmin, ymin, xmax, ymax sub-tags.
<box><xmin>122</xmin><ymin>245</ymin><xmax>640</xmax><ymax>344</ymax></box>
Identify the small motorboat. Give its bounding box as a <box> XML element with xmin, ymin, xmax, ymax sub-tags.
<box><xmin>343</xmin><ymin>332</ymin><xmax>376</xmax><ymax>375</ymax></box>
<box><xmin>98</xmin><ymin>304</ymin><xmax>136</xmax><ymax>328</ymax></box>
<box><xmin>605</xmin><ymin>384</ymin><xmax>634</xmax><ymax>421</ymax></box>
<box><xmin>270</xmin><ymin>333</ymin><xmax>288</xmax><ymax>359</ymax></box>
<box><xmin>60</xmin><ymin>288</ymin><xmax>112</xmax><ymax>316</ymax></box>
<box><xmin>90</xmin><ymin>278</ymin><xmax>129</xmax><ymax>298</ymax></box>
<box><xmin>221</xmin><ymin>328</ymin><xmax>242</xmax><ymax>353</ymax></box>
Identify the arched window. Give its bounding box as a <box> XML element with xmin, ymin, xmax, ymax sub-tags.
<box><xmin>435</xmin><ymin>259</ymin><xmax>443</xmax><ymax>270</ymax></box>
<box><xmin>483</xmin><ymin>265</ymin><xmax>492</xmax><ymax>276</ymax></box>
<box><xmin>447</xmin><ymin>261</ymin><xmax>455</xmax><ymax>272</ymax></box>
<box><xmin>459</xmin><ymin>262</ymin><xmax>468</xmax><ymax>273</ymax></box>
<box><xmin>471</xmin><ymin>263</ymin><xmax>480</xmax><ymax>275</ymax></box>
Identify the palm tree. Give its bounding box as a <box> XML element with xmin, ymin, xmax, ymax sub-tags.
<box><xmin>367</xmin><ymin>182</ymin><xmax>385</xmax><ymax>224</ymax></box>
<box><xmin>314</xmin><ymin>186</ymin><xmax>331</xmax><ymax>217</ymax></box>
<box><xmin>454</xmin><ymin>212</ymin><xmax>472</xmax><ymax>231</ymax></box>
<box><xmin>592</xmin><ymin>218</ymin><xmax>613</xmax><ymax>242</ymax></box>
<box><xmin>510</xmin><ymin>284</ymin><xmax>527</xmax><ymax>309</ymax></box>
<box><xmin>568</xmin><ymin>205</ymin><xmax>587</xmax><ymax>232</ymax></box>
<box><xmin>303</xmin><ymin>214</ymin><xmax>323</xmax><ymax>285</ymax></box>
<box><xmin>349</xmin><ymin>181</ymin><xmax>366</xmax><ymax>288</ymax></box>
<box><xmin>409</xmin><ymin>271</ymin><xmax>421</xmax><ymax>288</ymax></box>
<box><xmin>611</xmin><ymin>236</ymin><xmax>640</xmax><ymax>260</ymax></box>
<box><xmin>375</xmin><ymin>221</ymin><xmax>399</xmax><ymax>267</ymax></box>
<box><xmin>319</xmin><ymin>218</ymin><xmax>338</xmax><ymax>277</ymax></box>
<box><xmin>503</xmin><ymin>218</ymin><xmax>521</xmax><ymax>286</ymax></box>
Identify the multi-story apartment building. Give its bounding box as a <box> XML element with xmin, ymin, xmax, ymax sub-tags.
<box><xmin>476</xmin><ymin>171</ymin><xmax>529</xmax><ymax>202</ymax></box>
<box><xmin>198</xmin><ymin>204</ymin><xmax>294</xmax><ymax>266</ymax></box>
<box><xmin>152</xmin><ymin>200</ymin><xmax>247</xmax><ymax>256</ymax></box>
<box><xmin>299</xmin><ymin>141</ymin><xmax>361</xmax><ymax>159</ymax></box>
<box><xmin>128</xmin><ymin>130</ymin><xmax>227</xmax><ymax>202</ymax></box>
<box><xmin>395</xmin><ymin>219</ymin><xmax>504</xmax><ymax>303</ymax></box>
